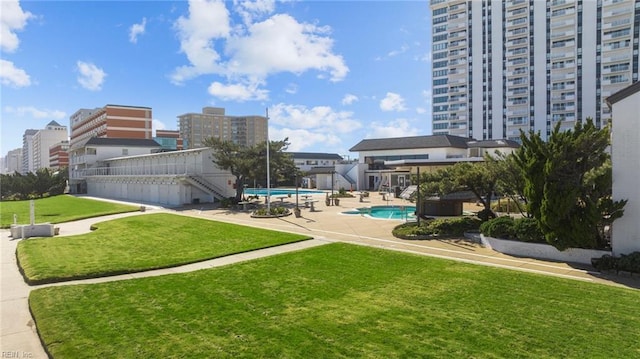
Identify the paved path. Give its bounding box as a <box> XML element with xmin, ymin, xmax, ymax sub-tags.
<box><xmin>2</xmin><ymin>194</ymin><xmax>639</xmax><ymax>357</ymax></box>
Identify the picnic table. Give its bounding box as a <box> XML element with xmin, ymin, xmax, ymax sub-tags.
<box><xmin>304</xmin><ymin>199</ymin><xmax>319</xmax><ymax>212</ymax></box>
<box><xmin>275</xmin><ymin>195</ymin><xmax>288</xmax><ymax>203</ymax></box>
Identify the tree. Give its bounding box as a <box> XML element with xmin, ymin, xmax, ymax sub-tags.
<box><xmin>0</xmin><ymin>167</ymin><xmax>68</xmax><ymax>200</ymax></box>
<box><xmin>490</xmin><ymin>152</ymin><xmax>529</xmax><ymax>217</ymax></box>
<box><xmin>419</xmin><ymin>158</ymin><xmax>500</xmax><ymax>221</ymax></box>
<box><xmin>203</xmin><ymin>137</ymin><xmax>298</xmax><ymax>202</ymax></box>
<box><xmin>515</xmin><ymin>119</ymin><xmax>626</xmax><ymax>250</ymax></box>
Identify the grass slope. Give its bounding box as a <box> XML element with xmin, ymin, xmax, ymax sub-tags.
<box><xmin>18</xmin><ymin>213</ymin><xmax>310</xmax><ymax>283</ymax></box>
<box><xmin>1</xmin><ymin>195</ymin><xmax>139</xmax><ymax>228</ymax></box>
<box><xmin>30</xmin><ymin>243</ymin><xmax>640</xmax><ymax>358</ymax></box>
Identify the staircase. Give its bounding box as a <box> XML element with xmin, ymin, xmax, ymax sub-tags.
<box><xmin>184</xmin><ymin>175</ymin><xmax>227</xmax><ymax>201</ymax></box>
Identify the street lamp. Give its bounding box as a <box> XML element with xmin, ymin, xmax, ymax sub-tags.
<box><xmin>266</xmin><ymin>108</ymin><xmax>271</xmax><ymax>212</ymax></box>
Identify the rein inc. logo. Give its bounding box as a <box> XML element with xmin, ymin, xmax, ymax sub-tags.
<box><xmin>1</xmin><ymin>352</ymin><xmax>33</xmax><ymax>358</ymax></box>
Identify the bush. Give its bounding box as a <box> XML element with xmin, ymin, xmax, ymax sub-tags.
<box><xmin>480</xmin><ymin>216</ymin><xmax>515</xmax><ymax>239</ymax></box>
<box><xmin>592</xmin><ymin>252</ymin><xmax>640</xmax><ymax>274</ymax></box>
<box><xmin>512</xmin><ymin>217</ymin><xmax>545</xmax><ymax>243</ymax></box>
<box><xmin>253</xmin><ymin>206</ymin><xmax>288</xmax><ymax>216</ymax></box>
<box><xmin>618</xmin><ymin>252</ymin><xmax>640</xmax><ymax>273</ymax></box>
<box><xmin>393</xmin><ymin>217</ymin><xmax>481</xmax><ymax>239</ymax></box>
<box><xmin>426</xmin><ymin>217</ymin><xmax>481</xmax><ymax>236</ymax></box>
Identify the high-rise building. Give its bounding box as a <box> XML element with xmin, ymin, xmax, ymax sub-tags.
<box><xmin>178</xmin><ymin>107</ymin><xmax>268</xmax><ymax>149</ymax></box>
<box><xmin>21</xmin><ymin>129</ymin><xmax>37</xmax><ymax>174</ymax></box>
<box><xmin>430</xmin><ymin>0</ymin><xmax>639</xmax><ymax>141</ymax></box>
<box><xmin>2</xmin><ymin>148</ymin><xmax>22</xmax><ymax>174</ymax></box>
<box><xmin>32</xmin><ymin>121</ymin><xmax>68</xmax><ymax>171</ymax></box>
<box><xmin>69</xmin><ymin>104</ymin><xmax>153</xmax><ymax>150</ymax></box>
<box><xmin>49</xmin><ymin>140</ymin><xmax>70</xmax><ymax>170</ymax></box>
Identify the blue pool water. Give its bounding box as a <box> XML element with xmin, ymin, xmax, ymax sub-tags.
<box><xmin>342</xmin><ymin>205</ymin><xmax>416</xmax><ymax>220</ymax></box>
<box><xmin>244</xmin><ymin>188</ymin><xmax>324</xmax><ymax>196</ymax></box>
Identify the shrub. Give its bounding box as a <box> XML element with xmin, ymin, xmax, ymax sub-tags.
<box><xmin>426</xmin><ymin>217</ymin><xmax>481</xmax><ymax>236</ymax></box>
<box><xmin>513</xmin><ymin>217</ymin><xmax>544</xmax><ymax>243</ymax></box>
<box><xmin>252</xmin><ymin>206</ymin><xmax>288</xmax><ymax>217</ymax></box>
<box><xmin>592</xmin><ymin>252</ymin><xmax>640</xmax><ymax>274</ymax></box>
<box><xmin>393</xmin><ymin>217</ymin><xmax>481</xmax><ymax>239</ymax></box>
<box><xmin>618</xmin><ymin>252</ymin><xmax>640</xmax><ymax>273</ymax></box>
<box><xmin>480</xmin><ymin>216</ymin><xmax>515</xmax><ymax>239</ymax></box>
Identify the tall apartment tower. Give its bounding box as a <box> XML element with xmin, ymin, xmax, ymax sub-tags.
<box><xmin>430</xmin><ymin>0</ymin><xmax>639</xmax><ymax>141</ymax></box>
<box><xmin>32</xmin><ymin>120</ymin><xmax>68</xmax><ymax>171</ymax></box>
<box><xmin>21</xmin><ymin>129</ymin><xmax>37</xmax><ymax>174</ymax></box>
<box><xmin>69</xmin><ymin>104</ymin><xmax>153</xmax><ymax>151</ymax></box>
<box><xmin>178</xmin><ymin>107</ymin><xmax>268</xmax><ymax>149</ymax></box>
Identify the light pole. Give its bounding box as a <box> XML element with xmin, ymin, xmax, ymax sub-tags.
<box><xmin>266</xmin><ymin>108</ymin><xmax>271</xmax><ymax>212</ymax></box>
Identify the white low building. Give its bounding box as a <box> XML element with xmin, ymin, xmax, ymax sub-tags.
<box><xmin>606</xmin><ymin>82</ymin><xmax>640</xmax><ymax>255</ymax></box>
<box><xmin>70</xmin><ymin>137</ymin><xmax>236</xmax><ymax>206</ymax></box>
<box><xmin>348</xmin><ymin>135</ymin><xmax>519</xmax><ymax>193</ymax></box>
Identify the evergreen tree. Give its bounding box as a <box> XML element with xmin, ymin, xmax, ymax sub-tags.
<box><xmin>515</xmin><ymin>119</ymin><xmax>626</xmax><ymax>250</ymax></box>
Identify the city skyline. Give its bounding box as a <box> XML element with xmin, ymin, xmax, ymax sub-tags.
<box><xmin>1</xmin><ymin>0</ymin><xmax>433</xmax><ymax>158</ymax></box>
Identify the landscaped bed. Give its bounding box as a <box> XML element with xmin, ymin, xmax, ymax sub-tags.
<box><xmin>30</xmin><ymin>243</ymin><xmax>640</xmax><ymax>358</ymax></box>
<box><xmin>17</xmin><ymin>213</ymin><xmax>310</xmax><ymax>284</ymax></box>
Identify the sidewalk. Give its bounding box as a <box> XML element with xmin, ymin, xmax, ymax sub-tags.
<box><xmin>2</xmin><ymin>193</ymin><xmax>638</xmax><ymax>357</ymax></box>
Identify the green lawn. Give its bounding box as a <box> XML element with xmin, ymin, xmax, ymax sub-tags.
<box><xmin>1</xmin><ymin>195</ymin><xmax>139</xmax><ymax>228</ymax></box>
<box><xmin>30</xmin><ymin>243</ymin><xmax>640</xmax><ymax>358</ymax></box>
<box><xmin>17</xmin><ymin>213</ymin><xmax>310</xmax><ymax>284</ymax></box>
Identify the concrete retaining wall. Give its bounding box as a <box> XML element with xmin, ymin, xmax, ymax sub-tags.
<box><xmin>481</xmin><ymin>235</ymin><xmax>611</xmax><ymax>265</ymax></box>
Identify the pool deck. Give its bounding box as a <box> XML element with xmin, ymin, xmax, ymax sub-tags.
<box><xmin>184</xmin><ymin>191</ymin><xmax>639</xmax><ymax>290</ymax></box>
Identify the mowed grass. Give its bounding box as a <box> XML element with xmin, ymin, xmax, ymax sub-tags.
<box><xmin>17</xmin><ymin>213</ymin><xmax>310</xmax><ymax>284</ymax></box>
<box><xmin>30</xmin><ymin>243</ymin><xmax>640</xmax><ymax>359</ymax></box>
<box><xmin>0</xmin><ymin>195</ymin><xmax>139</xmax><ymax>228</ymax></box>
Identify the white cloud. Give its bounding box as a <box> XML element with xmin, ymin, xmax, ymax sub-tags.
<box><xmin>267</xmin><ymin>102</ymin><xmax>361</xmax><ymax>152</ymax></box>
<box><xmin>76</xmin><ymin>61</ymin><xmax>106</xmax><ymax>91</ymax></box>
<box><xmin>341</xmin><ymin>94</ymin><xmax>358</xmax><ymax>105</ymax></box>
<box><xmin>0</xmin><ymin>0</ymin><xmax>34</xmax><ymax>53</ymax></box>
<box><xmin>153</xmin><ymin>119</ymin><xmax>167</xmax><ymax>133</ymax></box>
<box><xmin>367</xmin><ymin>118</ymin><xmax>420</xmax><ymax>139</ymax></box>
<box><xmin>225</xmin><ymin>14</ymin><xmax>348</xmax><ymax>82</ymax></box>
<box><xmin>172</xmin><ymin>1</ymin><xmax>348</xmax><ymax>97</ymax></box>
<box><xmin>129</xmin><ymin>17</ymin><xmax>147</xmax><ymax>43</ymax></box>
<box><xmin>416</xmin><ymin>107</ymin><xmax>426</xmax><ymax>114</ymax></box>
<box><xmin>380</xmin><ymin>92</ymin><xmax>406</xmax><ymax>112</ymax></box>
<box><xmin>270</xmin><ymin>127</ymin><xmax>340</xmax><ymax>152</ymax></box>
<box><xmin>284</xmin><ymin>82</ymin><xmax>297</xmax><ymax>94</ymax></box>
<box><xmin>0</xmin><ymin>59</ymin><xmax>30</xmax><ymax>87</ymax></box>
<box><xmin>4</xmin><ymin>106</ymin><xmax>66</xmax><ymax>119</ymax></box>
<box><xmin>208</xmin><ymin>81</ymin><xmax>268</xmax><ymax>101</ymax></box>
<box><xmin>269</xmin><ymin>103</ymin><xmax>361</xmax><ymax>131</ymax></box>
<box><xmin>171</xmin><ymin>0</ymin><xmax>231</xmax><ymax>84</ymax></box>
<box><xmin>233</xmin><ymin>0</ymin><xmax>275</xmax><ymax>26</ymax></box>
<box><xmin>387</xmin><ymin>44</ymin><xmax>408</xmax><ymax>57</ymax></box>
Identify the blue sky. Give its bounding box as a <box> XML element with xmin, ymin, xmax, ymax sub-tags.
<box><xmin>1</xmin><ymin>0</ymin><xmax>432</xmax><ymax>158</ymax></box>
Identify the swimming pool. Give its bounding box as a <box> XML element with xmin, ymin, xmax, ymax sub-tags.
<box><xmin>342</xmin><ymin>205</ymin><xmax>416</xmax><ymax>220</ymax></box>
<box><xmin>244</xmin><ymin>188</ymin><xmax>324</xmax><ymax>196</ymax></box>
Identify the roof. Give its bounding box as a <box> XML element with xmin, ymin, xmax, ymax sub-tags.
<box><xmin>606</xmin><ymin>81</ymin><xmax>640</xmax><ymax>106</ymax></box>
<box><xmin>46</xmin><ymin>120</ymin><xmax>63</xmax><ymax>127</ymax></box>
<box><xmin>287</xmin><ymin>152</ymin><xmax>343</xmax><ymax>160</ymax></box>
<box><xmin>84</xmin><ymin>137</ymin><xmax>161</xmax><ymax>147</ymax></box>
<box><xmin>349</xmin><ymin>135</ymin><xmax>471</xmax><ymax>152</ymax></box>
<box><xmin>305</xmin><ymin>166</ymin><xmax>336</xmax><ymax>174</ymax></box>
<box><xmin>466</xmin><ymin>139</ymin><xmax>520</xmax><ymax>148</ymax></box>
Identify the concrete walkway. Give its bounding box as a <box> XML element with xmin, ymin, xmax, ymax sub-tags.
<box><xmin>2</xmin><ymin>194</ymin><xmax>639</xmax><ymax>357</ymax></box>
